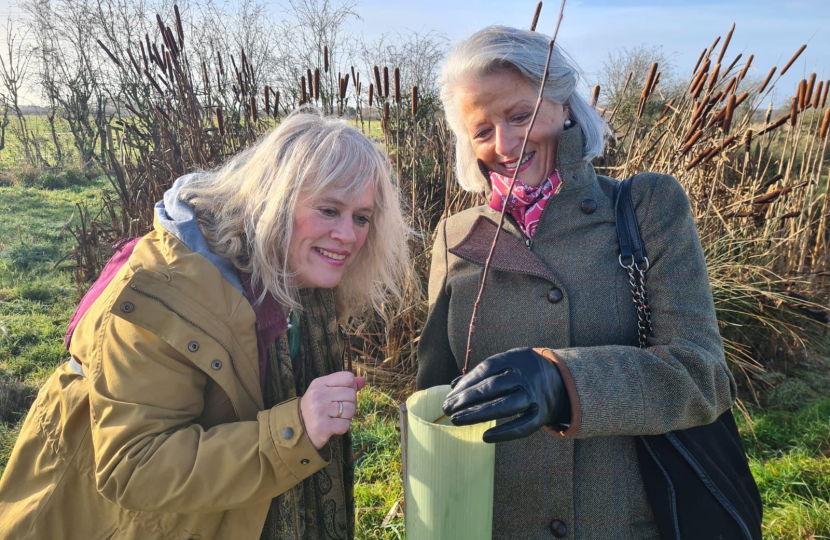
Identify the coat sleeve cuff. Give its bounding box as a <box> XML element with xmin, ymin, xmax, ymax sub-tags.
<box><xmin>264</xmin><ymin>397</ymin><xmax>330</xmax><ymax>482</ymax></box>
<box><xmin>534</xmin><ymin>348</ymin><xmax>582</xmax><ymax>438</ymax></box>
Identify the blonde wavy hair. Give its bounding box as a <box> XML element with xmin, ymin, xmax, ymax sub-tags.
<box><xmin>180</xmin><ymin>110</ymin><xmax>411</xmax><ymax>320</ymax></box>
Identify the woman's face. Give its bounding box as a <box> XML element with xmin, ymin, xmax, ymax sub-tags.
<box><xmin>288</xmin><ymin>184</ymin><xmax>375</xmax><ymax>289</ymax></box>
<box><xmin>456</xmin><ymin>70</ymin><xmax>568</xmax><ymax>187</ymax></box>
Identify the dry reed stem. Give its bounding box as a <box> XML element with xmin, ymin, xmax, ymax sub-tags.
<box><xmin>463</xmin><ymin>0</ymin><xmax>567</xmax><ymax>375</ymax></box>
<box><xmin>780</xmin><ymin>44</ymin><xmax>807</xmax><ymax>76</ymax></box>
<box><xmin>530</xmin><ymin>2</ymin><xmax>543</xmax><ymax>31</ymax></box>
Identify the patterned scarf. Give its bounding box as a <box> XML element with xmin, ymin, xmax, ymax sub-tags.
<box><xmin>488</xmin><ymin>170</ymin><xmax>561</xmax><ymax>238</ymax></box>
<box><xmin>259</xmin><ymin>288</ymin><xmax>355</xmax><ymax>540</ymax></box>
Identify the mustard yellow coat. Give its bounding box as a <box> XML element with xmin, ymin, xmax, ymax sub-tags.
<box><xmin>0</xmin><ymin>219</ymin><xmax>329</xmax><ymax>539</ymax></box>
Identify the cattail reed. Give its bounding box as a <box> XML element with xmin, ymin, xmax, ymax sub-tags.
<box><xmin>707</xmin><ymin>63</ymin><xmax>721</xmax><ymax>92</ymax></box>
<box><xmin>351</xmin><ymin>66</ymin><xmax>357</xmax><ymax>87</ymax></box>
<box><xmin>805</xmin><ymin>73</ymin><xmax>816</xmax><ymax>109</ymax></box>
<box><xmin>707</xmin><ymin>35</ymin><xmax>721</xmax><ymax>60</ymax></box>
<box><xmin>383</xmin><ymin>101</ymin><xmax>390</xmax><ymax>129</ymax></box>
<box><xmin>716</xmin><ymin>23</ymin><xmax>735</xmax><ymax>66</ymax></box>
<box><xmin>324</xmin><ymin>45</ymin><xmax>329</xmax><ymax>72</ymax></box>
<box><xmin>758</xmin><ymin>115</ymin><xmax>788</xmax><ymax>137</ymax></box>
<box><xmin>820</xmin><ymin>109</ymin><xmax>830</xmax><ymax>139</ymax></box>
<box><xmin>314</xmin><ymin>68</ymin><xmax>320</xmax><ymax>100</ymax></box>
<box><xmin>680</xmin><ymin>130</ymin><xmax>703</xmax><ymax>155</ymax></box>
<box><xmin>821</xmin><ymin>80</ymin><xmax>829</xmax><ymax>108</ymax></box>
<box><xmin>97</xmin><ymin>39</ymin><xmax>121</xmax><ymax>67</ymax></box>
<box><xmin>723</xmin><ymin>93</ymin><xmax>736</xmax><ymax>135</ymax></box>
<box><xmin>738</xmin><ymin>54</ymin><xmax>753</xmax><ymax>81</ymax></box>
<box><xmin>743</xmin><ymin>128</ymin><xmax>753</xmax><ymax>152</ymax></box>
<box><xmin>693</xmin><ymin>47</ymin><xmax>707</xmax><ymax>74</ymax></box>
<box><xmin>300</xmin><ymin>76</ymin><xmax>307</xmax><ymax>103</ymax></box>
<box><xmin>264</xmin><ymin>86</ymin><xmax>271</xmax><ymax>115</ymax></box>
<box><xmin>128</xmin><ymin>49</ymin><xmax>141</xmax><ymax>76</ymax></box>
<box><xmin>216</xmin><ymin>107</ymin><xmax>225</xmax><ymax>136</ymax></box>
<box><xmin>758</xmin><ymin>67</ymin><xmax>776</xmax><ymax>94</ymax></box>
<box><xmin>780</xmin><ymin>44</ymin><xmax>807</xmax><ymax>76</ymax></box>
<box><xmin>383</xmin><ymin>66</ymin><xmax>389</xmax><ymax>98</ymax></box>
<box><xmin>394</xmin><ymin>67</ymin><xmax>401</xmax><ymax>104</ymax></box>
<box><xmin>813</xmin><ymin>81</ymin><xmax>823</xmax><ymax>110</ymax></box>
<box><xmin>661</xmin><ymin>97</ymin><xmax>676</xmax><ymax>116</ymax></box>
<box><xmin>373</xmin><ymin>66</ymin><xmax>382</xmax><ymax>99</ymax></box>
<box><xmin>638</xmin><ymin>62</ymin><xmax>658</xmax><ymax>117</ymax></box>
<box><xmin>274</xmin><ymin>90</ymin><xmax>280</xmax><ymax>118</ymax></box>
<box><xmin>174</xmin><ymin>4</ymin><xmax>184</xmax><ymax>44</ymax></box>
<box><xmin>797</xmin><ymin>79</ymin><xmax>807</xmax><ymax>110</ymax></box>
<box><xmin>689</xmin><ymin>60</ymin><xmax>709</xmax><ymax>96</ymax></box>
<box><xmin>591</xmin><ymin>85</ymin><xmax>600</xmax><ymax>107</ymax></box>
<box><xmin>530</xmin><ymin>2</ymin><xmax>543</xmax><ymax>31</ymax></box>
<box><xmin>412</xmin><ymin>85</ymin><xmax>419</xmax><ymax>116</ymax></box>
<box><xmin>724</xmin><ymin>53</ymin><xmax>742</xmax><ymax>77</ymax></box>
<box><xmin>790</xmin><ymin>97</ymin><xmax>799</xmax><ymax>126</ymax></box>
<box><xmin>250</xmin><ymin>95</ymin><xmax>257</xmax><ymax>122</ymax></box>
<box><xmin>369</xmin><ymin>83</ymin><xmax>374</xmax><ymax>107</ymax></box>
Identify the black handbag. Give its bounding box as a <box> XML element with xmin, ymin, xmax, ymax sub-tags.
<box><xmin>614</xmin><ymin>175</ymin><xmax>763</xmax><ymax>540</ymax></box>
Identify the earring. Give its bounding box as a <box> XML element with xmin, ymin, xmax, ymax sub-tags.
<box><xmin>564</xmin><ymin>118</ymin><xmax>573</xmax><ymax>127</ymax></box>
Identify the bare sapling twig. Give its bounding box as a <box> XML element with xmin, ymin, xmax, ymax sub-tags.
<box><xmin>462</xmin><ymin>0</ymin><xmax>567</xmax><ymax>374</ymax></box>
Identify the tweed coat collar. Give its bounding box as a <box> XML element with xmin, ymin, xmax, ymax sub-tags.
<box><xmin>452</xmin><ymin>124</ymin><xmax>596</xmax><ymax>279</ymax></box>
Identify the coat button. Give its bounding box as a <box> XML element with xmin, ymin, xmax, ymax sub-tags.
<box><xmin>580</xmin><ymin>199</ymin><xmax>597</xmax><ymax>214</ymax></box>
<box><xmin>282</xmin><ymin>427</ymin><xmax>294</xmax><ymax>440</ymax></box>
<box><xmin>549</xmin><ymin>519</ymin><xmax>567</xmax><ymax>538</ymax></box>
<box><xmin>301</xmin><ymin>459</ymin><xmax>310</xmax><ymax>465</ymax></box>
<box><xmin>210</xmin><ymin>359</ymin><xmax>223</xmax><ymax>370</ymax></box>
<box><xmin>187</xmin><ymin>341</ymin><xmax>200</xmax><ymax>352</ymax></box>
<box><xmin>120</xmin><ymin>302</ymin><xmax>134</xmax><ymax>313</ymax></box>
<box><xmin>547</xmin><ymin>288</ymin><xmax>563</xmax><ymax>304</ymax></box>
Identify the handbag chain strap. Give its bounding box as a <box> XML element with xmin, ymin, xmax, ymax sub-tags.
<box><xmin>620</xmin><ymin>257</ymin><xmax>653</xmax><ymax>349</ymax></box>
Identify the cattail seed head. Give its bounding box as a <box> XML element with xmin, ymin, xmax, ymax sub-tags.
<box><xmin>813</xmin><ymin>81</ymin><xmax>823</xmax><ymax>110</ymax></box>
<box><xmin>716</xmin><ymin>23</ymin><xmax>735</xmax><ymax>66</ymax></box>
<box><xmin>383</xmin><ymin>66</ymin><xmax>389</xmax><ymax>98</ymax></box>
<box><xmin>661</xmin><ymin>97</ymin><xmax>676</xmax><ymax>116</ymax></box>
<box><xmin>264</xmin><ymin>86</ymin><xmax>271</xmax><ymax>115</ymax></box>
<box><xmin>805</xmin><ymin>73</ymin><xmax>816</xmax><ymax>109</ymax></box>
<box><xmin>723</xmin><ymin>93</ymin><xmax>736</xmax><ymax>135</ymax></box>
<box><xmin>250</xmin><ymin>95</ymin><xmax>257</xmax><ymax>122</ymax></box>
<box><xmin>274</xmin><ymin>90</ymin><xmax>280</xmax><ymax>118</ymax></box>
<box><xmin>351</xmin><ymin>66</ymin><xmax>357</xmax><ymax>86</ymax></box>
<box><xmin>693</xmin><ymin>47</ymin><xmax>707</xmax><ymax>74</ymax></box>
<box><xmin>300</xmin><ymin>76</ymin><xmax>307</xmax><ymax>102</ymax></box>
<box><xmin>324</xmin><ymin>45</ymin><xmax>329</xmax><ymax>73</ymax></box>
<box><xmin>530</xmin><ymin>2</ymin><xmax>543</xmax><ymax>31</ymax></box>
<box><xmin>821</xmin><ymin>80</ymin><xmax>829</xmax><ymax>109</ymax></box>
<box><xmin>394</xmin><ymin>67</ymin><xmax>401</xmax><ymax>104</ymax></box>
<box><xmin>216</xmin><ymin>107</ymin><xmax>224</xmax><ymax>136</ymax></box>
<box><xmin>820</xmin><ymin>108</ymin><xmax>830</xmax><ymax>139</ymax></box>
<box><xmin>369</xmin><ymin>83</ymin><xmax>374</xmax><ymax>107</ymax></box>
<box><xmin>621</xmin><ymin>71</ymin><xmax>633</xmax><ymax>95</ymax></box>
<box><xmin>412</xmin><ymin>85</ymin><xmax>419</xmax><ymax>117</ymax></box>
<box><xmin>744</xmin><ymin>128</ymin><xmax>753</xmax><ymax>152</ymax></box>
<box><xmin>797</xmin><ymin>79</ymin><xmax>807</xmax><ymax>110</ymax></box>
<box><xmin>373</xmin><ymin>66</ymin><xmax>382</xmax><ymax>98</ymax></box>
<box><xmin>174</xmin><ymin>5</ymin><xmax>184</xmax><ymax>45</ymax></box>
<box><xmin>724</xmin><ymin>53</ymin><xmax>742</xmax><ymax>78</ymax></box>
<box><xmin>738</xmin><ymin>54</ymin><xmax>754</xmax><ymax>81</ymax></box>
<box><xmin>758</xmin><ymin>67</ymin><xmax>776</xmax><ymax>95</ymax></box>
<box><xmin>790</xmin><ymin>97</ymin><xmax>799</xmax><ymax>127</ymax></box>
<box><xmin>314</xmin><ymin>68</ymin><xmax>320</xmax><ymax>100</ymax></box>
<box><xmin>707</xmin><ymin>63</ymin><xmax>721</xmax><ymax>92</ymax></box>
<box><xmin>591</xmin><ymin>85</ymin><xmax>600</xmax><ymax>107</ymax></box>
<box><xmin>780</xmin><ymin>44</ymin><xmax>807</xmax><ymax>76</ymax></box>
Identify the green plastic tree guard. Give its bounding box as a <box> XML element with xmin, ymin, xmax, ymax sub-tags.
<box><xmin>404</xmin><ymin>385</ymin><xmax>495</xmax><ymax>540</ymax></box>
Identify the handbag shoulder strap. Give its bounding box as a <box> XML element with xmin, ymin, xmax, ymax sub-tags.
<box><xmin>614</xmin><ymin>175</ymin><xmax>653</xmax><ymax>348</ymax></box>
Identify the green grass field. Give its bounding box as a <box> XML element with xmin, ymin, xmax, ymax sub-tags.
<box><xmin>0</xmin><ymin>179</ymin><xmax>827</xmax><ymax>538</ymax></box>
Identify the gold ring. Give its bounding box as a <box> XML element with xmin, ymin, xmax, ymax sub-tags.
<box><xmin>336</xmin><ymin>401</ymin><xmax>344</xmax><ymax>418</ymax></box>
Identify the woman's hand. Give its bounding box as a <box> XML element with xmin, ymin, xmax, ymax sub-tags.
<box><xmin>442</xmin><ymin>348</ymin><xmax>570</xmax><ymax>443</ymax></box>
<box><xmin>300</xmin><ymin>371</ymin><xmax>367</xmax><ymax>449</ymax></box>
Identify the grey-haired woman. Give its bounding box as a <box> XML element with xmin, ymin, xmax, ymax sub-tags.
<box><xmin>417</xmin><ymin>26</ymin><xmax>739</xmax><ymax>539</ymax></box>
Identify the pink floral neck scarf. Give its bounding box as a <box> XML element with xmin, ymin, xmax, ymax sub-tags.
<box><xmin>488</xmin><ymin>170</ymin><xmax>562</xmax><ymax>238</ymax></box>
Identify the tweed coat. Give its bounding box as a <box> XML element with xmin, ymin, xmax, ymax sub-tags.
<box><xmin>416</xmin><ymin>126</ymin><xmax>737</xmax><ymax>540</ymax></box>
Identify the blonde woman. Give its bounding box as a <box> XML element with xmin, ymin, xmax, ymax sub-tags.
<box><xmin>0</xmin><ymin>111</ymin><xmax>411</xmax><ymax>540</ymax></box>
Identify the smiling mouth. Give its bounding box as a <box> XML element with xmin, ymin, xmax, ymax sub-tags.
<box><xmin>503</xmin><ymin>152</ymin><xmax>535</xmax><ymax>170</ymax></box>
<box><xmin>314</xmin><ymin>247</ymin><xmax>348</xmax><ymax>261</ymax></box>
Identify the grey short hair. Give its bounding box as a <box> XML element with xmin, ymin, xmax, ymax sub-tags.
<box><xmin>440</xmin><ymin>25</ymin><xmax>608</xmax><ymax>192</ymax></box>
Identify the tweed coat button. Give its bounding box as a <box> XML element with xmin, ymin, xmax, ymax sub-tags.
<box><xmin>301</xmin><ymin>459</ymin><xmax>310</xmax><ymax>465</ymax></box>
<box><xmin>282</xmin><ymin>427</ymin><xmax>294</xmax><ymax>440</ymax></box>
<box><xmin>119</xmin><ymin>301</ymin><xmax>134</xmax><ymax>313</ymax></box>
<box><xmin>549</xmin><ymin>519</ymin><xmax>567</xmax><ymax>538</ymax></box>
<box><xmin>187</xmin><ymin>341</ymin><xmax>200</xmax><ymax>352</ymax></box>
<box><xmin>547</xmin><ymin>288</ymin><xmax>563</xmax><ymax>304</ymax></box>
<box><xmin>580</xmin><ymin>198</ymin><xmax>597</xmax><ymax>214</ymax></box>
<box><xmin>210</xmin><ymin>359</ymin><xmax>223</xmax><ymax>370</ymax></box>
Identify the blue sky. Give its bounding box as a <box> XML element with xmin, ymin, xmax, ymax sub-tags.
<box><xmin>1</xmin><ymin>0</ymin><xmax>828</xmax><ymax>107</ymax></box>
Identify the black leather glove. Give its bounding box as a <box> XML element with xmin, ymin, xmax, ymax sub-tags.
<box><xmin>442</xmin><ymin>348</ymin><xmax>571</xmax><ymax>443</ymax></box>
